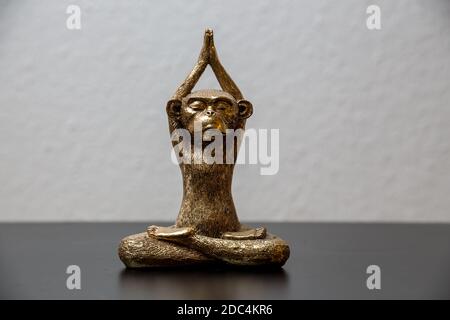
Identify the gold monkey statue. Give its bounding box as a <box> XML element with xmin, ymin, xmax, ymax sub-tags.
<box><xmin>118</xmin><ymin>30</ymin><xmax>290</xmax><ymax>267</ymax></box>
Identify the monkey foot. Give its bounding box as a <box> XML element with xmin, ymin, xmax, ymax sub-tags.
<box><xmin>119</xmin><ymin>226</ymin><xmax>289</xmax><ymax>268</ymax></box>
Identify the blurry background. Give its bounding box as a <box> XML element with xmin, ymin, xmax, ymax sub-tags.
<box><xmin>0</xmin><ymin>0</ymin><xmax>449</xmax><ymax>222</ymax></box>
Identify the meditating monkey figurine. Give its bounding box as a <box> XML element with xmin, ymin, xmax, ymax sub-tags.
<box><xmin>118</xmin><ymin>29</ymin><xmax>290</xmax><ymax>267</ymax></box>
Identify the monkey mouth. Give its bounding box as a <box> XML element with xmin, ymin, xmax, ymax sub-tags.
<box><xmin>203</xmin><ymin>124</ymin><xmax>226</xmax><ymax>134</ymax></box>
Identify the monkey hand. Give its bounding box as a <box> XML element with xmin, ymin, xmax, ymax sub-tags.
<box><xmin>222</xmin><ymin>227</ymin><xmax>267</xmax><ymax>240</ymax></box>
<box><xmin>209</xmin><ymin>38</ymin><xmax>219</xmax><ymax>65</ymax></box>
<box><xmin>147</xmin><ymin>225</ymin><xmax>195</xmax><ymax>240</ymax></box>
<box><xmin>197</xmin><ymin>29</ymin><xmax>214</xmax><ymax>64</ymax></box>
<box><xmin>204</xmin><ymin>28</ymin><xmax>214</xmax><ymax>47</ymax></box>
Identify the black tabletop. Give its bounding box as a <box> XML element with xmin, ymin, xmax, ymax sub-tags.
<box><xmin>0</xmin><ymin>222</ymin><xmax>449</xmax><ymax>299</ymax></box>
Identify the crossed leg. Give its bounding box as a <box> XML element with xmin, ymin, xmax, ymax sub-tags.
<box><xmin>119</xmin><ymin>225</ymin><xmax>290</xmax><ymax>268</ymax></box>
<box><xmin>118</xmin><ymin>231</ymin><xmax>215</xmax><ymax>268</ymax></box>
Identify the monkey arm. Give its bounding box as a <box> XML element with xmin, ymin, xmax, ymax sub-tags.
<box><xmin>171</xmin><ymin>29</ymin><xmax>213</xmax><ymax>99</ymax></box>
<box><xmin>208</xmin><ymin>33</ymin><xmax>243</xmax><ymax>101</ymax></box>
<box><xmin>171</xmin><ymin>29</ymin><xmax>244</xmax><ymax>101</ymax></box>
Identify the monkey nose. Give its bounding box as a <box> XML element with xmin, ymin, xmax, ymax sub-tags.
<box><xmin>206</xmin><ymin>110</ymin><xmax>215</xmax><ymax>116</ymax></box>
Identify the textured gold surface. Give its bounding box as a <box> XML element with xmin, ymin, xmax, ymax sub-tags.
<box><xmin>222</xmin><ymin>227</ymin><xmax>267</xmax><ymax>240</ymax></box>
<box><xmin>118</xmin><ymin>29</ymin><xmax>290</xmax><ymax>268</ymax></box>
<box><xmin>118</xmin><ymin>232</ymin><xmax>215</xmax><ymax>268</ymax></box>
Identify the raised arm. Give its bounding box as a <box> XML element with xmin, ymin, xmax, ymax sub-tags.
<box><xmin>171</xmin><ymin>29</ymin><xmax>213</xmax><ymax>100</ymax></box>
<box><xmin>208</xmin><ymin>31</ymin><xmax>243</xmax><ymax>100</ymax></box>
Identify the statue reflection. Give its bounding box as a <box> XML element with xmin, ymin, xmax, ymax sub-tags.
<box><xmin>119</xmin><ymin>266</ymin><xmax>289</xmax><ymax>299</ymax></box>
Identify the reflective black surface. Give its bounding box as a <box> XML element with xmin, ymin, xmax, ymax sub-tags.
<box><xmin>0</xmin><ymin>222</ymin><xmax>449</xmax><ymax>299</ymax></box>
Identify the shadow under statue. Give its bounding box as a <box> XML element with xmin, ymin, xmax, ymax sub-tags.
<box><xmin>118</xmin><ymin>29</ymin><xmax>290</xmax><ymax>268</ymax></box>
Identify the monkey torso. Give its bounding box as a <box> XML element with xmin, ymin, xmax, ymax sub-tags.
<box><xmin>175</xmin><ymin>162</ymin><xmax>241</xmax><ymax>238</ymax></box>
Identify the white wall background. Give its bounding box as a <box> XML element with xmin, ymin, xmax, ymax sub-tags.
<box><xmin>1</xmin><ymin>0</ymin><xmax>449</xmax><ymax>222</ymax></box>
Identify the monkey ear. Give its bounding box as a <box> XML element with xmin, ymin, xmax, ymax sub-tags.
<box><xmin>237</xmin><ymin>100</ymin><xmax>253</xmax><ymax>119</ymax></box>
<box><xmin>166</xmin><ymin>99</ymin><xmax>182</xmax><ymax>118</ymax></box>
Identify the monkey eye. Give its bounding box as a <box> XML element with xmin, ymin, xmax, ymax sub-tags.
<box><xmin>215</xmin><ymin>100</ymin><xmax>231</xmax><ymax>111</ymax></box>
<box><xmin>189</xmin><ymin>100</ymin><xmax>206</xmax><ymax>111</ymax></box>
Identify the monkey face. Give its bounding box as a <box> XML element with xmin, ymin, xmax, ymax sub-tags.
<box><xmin>167</xmin><ymin>89</ymin><xmax>253</xmax><ymax>136</ymax></box>
<box><xmin>183</xmin><ymin>93</ymin><xmax>237</xmax><ymax>135</ymax></box>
